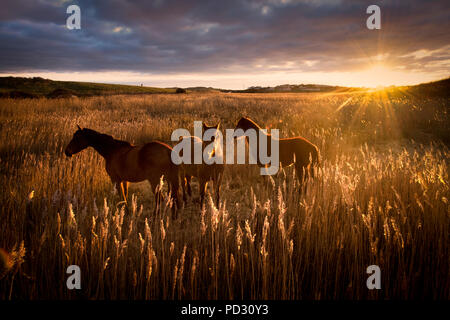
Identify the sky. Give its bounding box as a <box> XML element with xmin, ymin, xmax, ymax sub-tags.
<box><xmin>0</xmin><ymin>0</ymin><xmax>449</xmax><ymax>89</ymax></box>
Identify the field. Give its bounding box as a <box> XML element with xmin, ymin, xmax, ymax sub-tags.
<box><xmin>0</xmin><ymin>91</ymin><xmax>448</xmax><ymax>299</ymax></box>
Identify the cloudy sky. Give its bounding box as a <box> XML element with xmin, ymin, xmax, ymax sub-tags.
<box><xmin>1</xmin><ymin>0</ymin><xmax>449</xmax><ymax>89</ymax></box>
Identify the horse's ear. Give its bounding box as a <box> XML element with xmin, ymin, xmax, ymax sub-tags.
<box><xmin>77</xmin><ymin>124</ymin><xmax>82</xmax><ymax>131</ymax></box>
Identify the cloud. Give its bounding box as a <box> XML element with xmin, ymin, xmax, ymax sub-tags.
<box><xmin>0</xmin><ymin>0</ymin><xmax>448</xmax><ymax>82</ymax></box>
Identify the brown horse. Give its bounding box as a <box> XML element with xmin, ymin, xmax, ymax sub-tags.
<box><xmin>234</xmin><ymin>117</ymin><xmax>319</xmax><ymax>185</ymax></box>
<box><xmin>180</xmin><ymin>123</ymin><xmax>224</xmax><ymax>206</ymax></box>
<box><xmin>64</xmin><ymin>126</ymin><xmax>180</xmax><ymax>215</ymax></box>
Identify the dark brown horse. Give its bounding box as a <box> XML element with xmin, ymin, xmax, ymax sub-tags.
<box><xmin>181</xmin><ymin>123</ymin><xmax>224</xmax><ymax>206</ymax></box>
<box><xmin>234</xmin><ymin>117</ymin><xmax>320</xmax><ymax>185</ymax></box>
<box><xmin>65</xmin><ymin>126</ymin><xmax>180</xmax><ymax>215</ymax></box>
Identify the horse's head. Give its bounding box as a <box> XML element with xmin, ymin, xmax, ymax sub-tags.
<box><xmin>65</xmin><ymin>125</ymin><xmax>90</xmax><ymax>157</ymax></box>
<box><xmin>203</xmin><ymin>122</ymin><xmax>220</xmax><ymax>141</ymax></box>
<box><xmin>235</xmin><ymin>117</ymin><xmax>253</xmax><ymax>132</ymax></box>
<box><xmin>234</xmin><ymin>117</ymin><xmax>257</xmax><ymax>140</ymax></box>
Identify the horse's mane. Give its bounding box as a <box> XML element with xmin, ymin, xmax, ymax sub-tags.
<box><xmin>239</xmin><ymin>117</ymin><xmax>262</xmax><ymax>130</ymax></box>
<box><xmin>82</xmin><ymin>128</ymin><xmax>132</xmax><ymax>147</ymax></box>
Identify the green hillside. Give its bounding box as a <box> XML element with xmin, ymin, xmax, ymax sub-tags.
<box><xmin>0</xmin><ymin>76</ymin><xmax>175</xmax><ymax>98</ymax></box>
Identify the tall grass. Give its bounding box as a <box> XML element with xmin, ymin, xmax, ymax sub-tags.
<box><xmin>0</xmin><ymin>92</ymin><xmax>448</xmax><ymax>299</ymax></box>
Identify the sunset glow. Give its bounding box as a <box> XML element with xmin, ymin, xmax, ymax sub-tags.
<box><xmin>1</xmin><ymin>1</ymin><xmax>448</xmax><ymax>89</ymax></box>
<box><xmin>1</xmin><ymin>66</ymin><xmax>445</xmax><ymax>90</ymax></box>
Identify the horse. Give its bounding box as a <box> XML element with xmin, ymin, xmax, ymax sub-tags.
<box><xmin>234</xmin><ymin>117</ymin><xmax>320</xmax><ymax>187</ymax></box>
<box><xmin>180</xmin><ymin>122</ymin><xmax>224</xmax><ymax>206</ymax></box>
<box><xmin>64</xmin><ymin>125</ymin><xmax>180</xmax><ymax>216</ymax></box>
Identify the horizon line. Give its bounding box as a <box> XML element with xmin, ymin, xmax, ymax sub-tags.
<box><xmin>2</xmin><ymin>73</ymin><xmax>449</xmax><ymax>91</ymax></box>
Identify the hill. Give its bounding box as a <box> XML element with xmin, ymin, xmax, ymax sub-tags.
<box><xmin>0</xmin><ymin>76</ymin><xmax>448</xmax><ymax>98</ymax></box>
<box><xmin>230</xmin><ymin>78</ymin><xmax>450</xmax><ymax>95</ymax></box>
<box><xmin>231</xmin><ymin>83</ymin><xmax>353</xmax><ymax>93</ymax></box>
<box><xmin>0</xmin><ymin>76</ymin><xmax>175</xmax><ymax>98</ymax></box>
<box><xmin>391</xmin><ymin>77</ymin><xmax>450</xmax><ymax>97</ymax></box>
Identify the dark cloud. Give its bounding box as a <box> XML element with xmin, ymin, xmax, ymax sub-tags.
<box><xmin>0</xmin><ymin>0</ymin><xmax>449</xmax><ymax>75</ymax></box>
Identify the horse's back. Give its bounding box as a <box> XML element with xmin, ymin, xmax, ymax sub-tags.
<box><xmin>139</xmin><ymin>141</ymin><xmax>173</xmax><ymax>165</ymax></box>
<box><xmin>279</xmin><ymin>136</ymin><xmax>319</xmax><ymax>166</ymax></box>
<box><xmin>141</xmin><ymin>140</ymin><xmax>173</xmax><ymax>153</ymax></box>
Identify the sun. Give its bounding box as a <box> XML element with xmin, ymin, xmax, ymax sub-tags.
<box><xmin>365</xmin><ymin>63</ymin><xmax>394</xmax><ymax>88</ymax></box>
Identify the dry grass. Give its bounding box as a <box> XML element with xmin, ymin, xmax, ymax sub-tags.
<box><xmin>0</xmin><ymin>91</ymin><xmax>448</xmax><ymax>299</ymax></box>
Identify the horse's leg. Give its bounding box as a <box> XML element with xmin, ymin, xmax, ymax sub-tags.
<box><xmin>199</xmin><ymin>177</ymin><xmax>208</xmax><ymax>205</ymax></box>
<box><xmin>154</xmin><ymin>187</ymin><xmax>162</xmax><ymax>214</ymax></box>
<box><xmin>182</xmin><ymin>175</ymin><xmax>192</xmax><ymax>203</ymax></box>
<box><xmin>120</xmin><ymin>181</ymin><xmax>131</xmax><ymax>234</ymax></box>
<box><xmin>214</xmin><ymin>171</ymin><xmax>222</xmax><ymax>207</ymax></box>
<box><xmin>168</xmin><ymin>171</ymin><xmax>180</xmax><ymax>219</ymax></box>
<box><xmin>182</xmin><ymin>176</ymin><xmax>187</xmax><ymax>203</ymax></box>
<box><xmin>305</xmin><ymin>163</ymin><xmax>315</xmax><ymax>194</ymax></box>
<box><xmin>123</xmin><ymin>181</ymin><xmax>129</xmax><ymax>201</ymax></box>
<box><xmin>120</xmin><ymin>181</ymin><xmax>128</xmax><ymax>203</ymax></box>
<box><xmin>296</xmin><ymin>164</ymin><xmax>306</xmax><ymax>194</ymax></box>
<box><xmin>148</xmin><ymin>177</ymin><xmax>161</xmax><ymax>214</ymax></box>
<box><xmin>261</xmin><ymin>165</ymin><xmax>271</xmax><ymax>190</ymax></box>
<box><xmin>186</xmin><ymin>175</ymin><xmax>192</xmax><ymax>197</ymax></box>
<box><xmin>115</xmin><ymin>181</ymin><xmax>127</xmax><ymax>204</ymax></box>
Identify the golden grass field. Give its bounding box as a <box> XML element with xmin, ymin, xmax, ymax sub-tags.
<box><xmin>0</xmin><ymin>91</ymin><xmax>448</xmax><ymax>299</ymax></box>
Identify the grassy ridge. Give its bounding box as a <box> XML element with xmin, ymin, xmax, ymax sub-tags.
<box><xmin>0</xmin><ymin>76</ymin><xmax>175</xmax><ymax>97</ymax></box>
<box><xmin>1</xmin><ymin>76</ymin><xmax>449</xmax><ymax>98</ymax></box>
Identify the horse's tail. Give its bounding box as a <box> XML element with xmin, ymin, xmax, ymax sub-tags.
<box><xmin>164</xmin><ymin>147</ymin><xmax>182</xmax><ymax>211</ymax></box>
<box><xmin>313</xmin><ymin>145</ymin><xmax>321</xmax><ymax>167</ymax></box>
<box><xmin>308</xmin><ymin>144</ymin><xmax>321</xmax><ymax>179</ymax></box>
